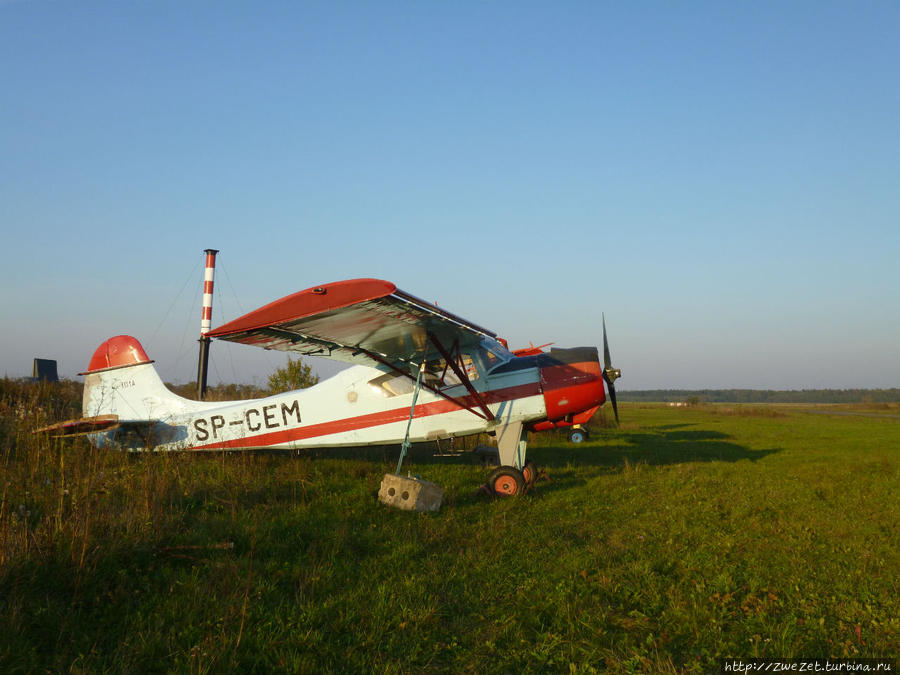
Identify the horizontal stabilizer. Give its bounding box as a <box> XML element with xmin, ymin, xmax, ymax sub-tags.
<box><xmin>34</xmin><ymin>414</ymin><xmax>121</xmax><ymax>437</ymax></box>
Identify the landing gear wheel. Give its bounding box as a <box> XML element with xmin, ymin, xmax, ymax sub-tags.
<box><xmin>522</xmin><ymin>460</ymin><xmax>538</xmax><ymax>487</ymax></box>
<box><xmin>568</xmin><ymin>428</ymin><xmax>589</xmax><ymax>443</ymax></box>
<box><xmin>488</xmin><ymin>466</ymin><xmax>525</xmax><ymax>497</ymax></box>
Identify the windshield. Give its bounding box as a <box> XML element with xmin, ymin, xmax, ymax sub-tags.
<box><xmin>368</xmin><ymin>338</ymin><xmax>513</xmax><ymax>398</ymax></box>
<box><xmin>481</xmin><ymin>338</ymin><xmax>514</xmax><ymax>372</ymax></box>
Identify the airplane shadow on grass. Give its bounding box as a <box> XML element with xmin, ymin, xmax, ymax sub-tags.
<box><xmin>532</xmin><ymin>426</ymin><xmax>782</xmax><ymax>471</ymax></box>
<box><xmin>274</xmin><ymin>421</ymin><xmax>782</xmax><ymax>476</ymax></box>
<box><xmin>510</xmin><ymin>425</ymin><xmax>781</xmax><ymax>497</ymax></box>
<box><xmin>155</xmin><ymin>422</ymin><xmax>783</xmax><ymax>503</ymax></box>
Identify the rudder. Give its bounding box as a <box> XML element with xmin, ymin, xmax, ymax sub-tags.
<box><xmin>81</xmin><ymin>336</ymin><xmax>191</xmax><ymax>421</ymax></box>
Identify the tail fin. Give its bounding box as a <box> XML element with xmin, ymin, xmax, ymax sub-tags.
<box><xmin>82</xmin><ymin>336</ymin><xmax>192</xmax><ymax>421</ymax></box>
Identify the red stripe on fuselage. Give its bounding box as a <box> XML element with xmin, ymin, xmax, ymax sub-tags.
<box><xmin>193</xmin><ymin>381</ymin><xmax>541</xmax><ymax>450</ymax></box>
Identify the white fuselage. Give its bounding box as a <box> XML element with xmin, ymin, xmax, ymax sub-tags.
<box><xmin>86</xmin><ymin>361</ymin><xmax>546</xmax><ymax>452</ymax></box>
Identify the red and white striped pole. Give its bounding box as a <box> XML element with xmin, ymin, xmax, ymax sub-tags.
<box><xmin>196</xmin><ymin>248</ymin><xmax>219</xmax><ymax>400</ymax></box>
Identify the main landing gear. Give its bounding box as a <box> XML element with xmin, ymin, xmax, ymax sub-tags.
<box><xmin>480</xmin><ymin>422</ymin><xmax>548</xmax><ymax>497</ymax></box>
<box><xmin>487</xmin><ymin>465</ymin><xmax>525</xmax><ymax>496</ymax></box>
<box><xmin>484</xmin><ymin>459</ymin><xmax>544</xmax><ymax>497</ymax></box>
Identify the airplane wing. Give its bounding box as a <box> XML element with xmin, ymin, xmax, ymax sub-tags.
<box><xmin>206</xmin><ymin>279</ymin><xmax>503</xmax><ymax>380</ymax></box>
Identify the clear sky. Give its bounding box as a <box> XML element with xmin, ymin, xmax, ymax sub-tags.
<box><xmin>2</xmin><ymin>1</ymin><xmax>898</xmax><ymax>390</ymax></box>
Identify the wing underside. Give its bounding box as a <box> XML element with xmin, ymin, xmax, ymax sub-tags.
<box><xmin>207</xmin><ymin>279</ymin><xmax>498</xmax><ymax>374</ymax></box>
<box><xmin>206</xmin><ymin>279</ymin><xmax>506</xmax><ymax>419</ymax></box>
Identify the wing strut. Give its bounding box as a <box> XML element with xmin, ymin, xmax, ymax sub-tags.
<box><xmin>396</xmin><ymin>357</ymin><xmax>427</xmax><ymax>474</ymax></box>
<box><xmin>358</xmin><ymin>347</ymin><xmax>494</xmax><ymax>421</ymax></box>
<box><xmin>427</xmin><ymin>332</ymin><xmax>495</xmax><ymax>422</ymax></box>
<box><xmin>255</xmin><ymin>326</ymin><xmax>481</xmax><ymax>419</ymax></box>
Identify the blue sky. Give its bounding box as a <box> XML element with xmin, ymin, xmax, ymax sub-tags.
<box><xmin>2</xmin><ymin>1</ymin><xmax>898</xmax><ymax>389</ymax></box>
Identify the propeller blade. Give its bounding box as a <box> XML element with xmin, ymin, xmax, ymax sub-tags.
<box><xmin>601</xmin><ymin>313</ymin><xmax>621</xmax><ymax>423</ymax></box>
<box><xmin>602</xmin><ymin>313</ymin><xmax>612</xmax><ymax>371</ymax></box>
<box><xmin>604</xmin><ymin>371</ymin><xmax>620</xmax><ymax>423</ymax></box>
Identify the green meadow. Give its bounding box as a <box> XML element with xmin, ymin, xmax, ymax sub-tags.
<box><xmin>1</xmin><ymin>380</ymin><xmax>898</xmax><ymax>673</ymax></box>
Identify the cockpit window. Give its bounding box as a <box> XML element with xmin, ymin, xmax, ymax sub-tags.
<box><xmin>423</xmin><ymin>354</ymin><xmax>478</xmax><ymax>386</ymax></box>
<box><xmin>368</xmin><ymin>353</ymin><xmax>481</xmax><ymax>398</ymax></box>
<box><xmin>368</xmin><ymin>372</ymin><xmax>415</xmax><ymax>398</ymax></box>
<box><xmin>368</xmin><ymin>340</ymin><xmax>512</xmax><ymax>398</ymax></box>
<box><xmin>482</xmin><ymin>339</ymin><xmax>514</xmax><ymax>372</ymax></box>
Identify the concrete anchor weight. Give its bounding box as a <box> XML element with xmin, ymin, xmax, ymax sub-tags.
<box><xmin>378</xmin><ymin>474</ymin><xmax>444</xmax><ymax>513</ymax></box>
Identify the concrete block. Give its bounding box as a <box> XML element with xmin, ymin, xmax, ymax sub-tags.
<box><xmin>378</xmin><ymin>474</ymin><xmax>443</xmax><ymax>513</ymax></box>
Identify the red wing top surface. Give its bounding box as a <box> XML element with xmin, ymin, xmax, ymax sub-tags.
<box><xmin>206</xmin><ymin>279</ymin><xmax>501</xmax><ymax>376</ymax></box>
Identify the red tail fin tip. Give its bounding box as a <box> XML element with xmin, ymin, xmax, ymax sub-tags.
<box><xmin>83</xmin><ymin>336</ymin><xmax>152</xmax><ymax>374</ymax></box>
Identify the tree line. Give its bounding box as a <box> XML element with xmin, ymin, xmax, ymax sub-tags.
<box><xmin>617</xmin><ymin>389</ymin><xmax>900</xmax><ymax>403</ymax></box>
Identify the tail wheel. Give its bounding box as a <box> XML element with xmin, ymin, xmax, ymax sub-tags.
<box><xmin>488</xmin><ymin>466</ymin><xmax>525</xmax><ymax>497</ymax></box>
<box><xmin>522</xmin><ymin>460</ymin><xmax>537</xmax><ymax>487</ymax></box>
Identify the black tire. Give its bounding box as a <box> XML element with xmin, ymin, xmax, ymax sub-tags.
<box><xmin>522</xmin><ymin>459</ymin><xmax>537</xmax><ymax>487</ymax></box>
<box><xmin>488</xmin><ymin>466</ymin><xmax>525</xmax><ymax>496</ymax></box>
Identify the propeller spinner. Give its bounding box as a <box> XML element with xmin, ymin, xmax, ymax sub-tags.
<box><xmin>601</xmin><ymin>313</ymin><xmax>621</xmax><ymax>423</ymax></box>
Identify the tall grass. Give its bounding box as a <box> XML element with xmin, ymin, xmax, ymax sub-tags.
<box><xmin>1</xmin><ymin>382</ymin><xmax>898</xmax><ymax>672</ymax></box>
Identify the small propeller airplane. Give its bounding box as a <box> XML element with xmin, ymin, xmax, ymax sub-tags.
<box><xmin>38</xmin><ymin>279</ymin><xmax>621</xmax><ymax>496</ymax></box>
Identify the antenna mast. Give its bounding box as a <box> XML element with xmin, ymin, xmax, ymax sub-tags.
<box><xmin>196</xmin><ymin>248</ymin><xmax>219</xmax><ymax>400</ymax></box>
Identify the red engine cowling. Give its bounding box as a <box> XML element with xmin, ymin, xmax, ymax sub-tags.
<box><xmin>538</xmin><ymin>347</ymin><xmax>605</xmax><ymax>423</ymax></box>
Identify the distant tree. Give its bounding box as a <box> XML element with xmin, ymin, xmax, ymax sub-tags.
<box><xmin>165</xmin><ymin>381</ymin><xmax>269</xmax><ymax>401</ymax></box>
<box><xmin>617</xmin><ymin>388</ymin><xmax>900</xmax><ymax>404</ymax></box>
<box><xmin>206</xmin><ymin>382</ymin><xmax>268</xmax><ymax>401</ymax></box>
<box><xmin>267</xmin><ymin>356</ymin><xmax>319</xmax><ymax>394</ymax></box>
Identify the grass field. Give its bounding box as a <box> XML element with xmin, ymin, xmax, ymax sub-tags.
<box><xmin>1</xmin><ymin>380</ymin><xmax>898</xmax><ymax>673</ymax></box>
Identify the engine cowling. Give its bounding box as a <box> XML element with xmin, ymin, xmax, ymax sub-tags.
<box><xmin>538</xmin><ymin>347</ymin><xmax>605</xmax><ymax>422</ymax></box>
